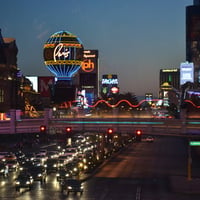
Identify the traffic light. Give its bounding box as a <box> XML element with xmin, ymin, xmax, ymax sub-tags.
<box><xmin>135</xmin><ymin>129</ymin><xmax>142</xmax><ymax>142</ymax></box>
<box><xmin>40</xmin><ymin>125</ymin><xmax>46</xmax><ymax>133</ymax></box>
<box><xmin>66</xmin><ymin>127</ymin><xmax>72</xmax><ymax>133</ymax></box>
<box><xmin>106</xmin><ymin>128</ymin><xmax>114</xmax><ymax>142</ymax></box>
<box><xmin>107</xmin><ymin>128</ymin><xmax>114</xmax><ymax>134</ymax></box>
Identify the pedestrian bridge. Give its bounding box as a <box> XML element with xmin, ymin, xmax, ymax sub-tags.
<box><xmin>0</xmin><ymin>115</ymin><xmax>200</xmax><ymax>136</ymax></box>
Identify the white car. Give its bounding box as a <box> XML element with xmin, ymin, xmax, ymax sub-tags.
<box><xmin>145</xmin><ymin>136</ymin><xmax>154</xmax><ymax>142</ymax></box>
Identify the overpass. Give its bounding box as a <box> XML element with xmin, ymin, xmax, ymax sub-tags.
<box><xmin>0</xmin><ymin>109</ymin><xmax>199</xmax><ymax>136</ymax></box>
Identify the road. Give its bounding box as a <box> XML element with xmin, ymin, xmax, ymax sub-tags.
<box><xmin>85</xmin><ymin>137</ymin><xmax>200</xmax><ymax>200</ymax></box>
<box><xmin>0</xmin><ymin>136</ymin><xmax>200</xmax><ymax>199</ymax></box>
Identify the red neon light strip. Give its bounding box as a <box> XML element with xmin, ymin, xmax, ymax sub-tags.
<box><xmin>184</xmin><ymin>100</ymin><xmax>200</xmax><ymax>109</ymax></box>
<box><xmin>87</xmin><ymin>99</ymin><xmax>161</xmax><ymax>108</ymax></box>
<box><xmin>72</xmin><ymin>99</ymin><xmax>200</xmax><ymax>109</ymax></box>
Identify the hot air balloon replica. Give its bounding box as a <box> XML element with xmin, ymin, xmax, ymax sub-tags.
<box><xmin>43</xmin><ymin>31</ymin><xmax>84</xmax><ymax>103</ymax></box>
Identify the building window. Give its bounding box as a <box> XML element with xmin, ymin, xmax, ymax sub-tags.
<box><xmin>0</xmin><ymin>89</ymin><xmax>4</xmax><ymax>103</ymax></box>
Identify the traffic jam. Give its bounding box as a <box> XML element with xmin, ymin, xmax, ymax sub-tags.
<box><xmin>0</xmin><ymin>130</ymin><xmax>137</xmax><ymax>195</ymax></box>
<box><xmin>0</xmin><ymin>129</ymin><xmax>151</xmax><ymax>195</ymax></box>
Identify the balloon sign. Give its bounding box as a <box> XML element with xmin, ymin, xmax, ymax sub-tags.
<box><xmin>43</xmin><ymin>31</ymin><xmax>84</xmax><ymax>81</ymax></box>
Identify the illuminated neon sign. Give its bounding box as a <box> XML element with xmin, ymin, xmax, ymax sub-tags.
<box><xmin>180</xmin><ymin>62</ymin><xmax>194</xmax><ymax>85</ymax></box>
<box><xmin>53</xmin><ymin>43</ymin><xmax>70</xmax><ymax>62</ymax></box>
<box><xmin>102</xmin><ymin>79</ymin><xmax>118</xmax><ymax>85</ymax></box>
<box><xmin>82</xmin><ymin>59</ymin><xmax>95</xmax><ymax>72</ymax></box>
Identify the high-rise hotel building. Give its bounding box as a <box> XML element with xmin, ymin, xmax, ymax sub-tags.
<box><xmin>186</xmin><ymin>0</ymin><xmax>200</xmax><ymax>85</ymax></box>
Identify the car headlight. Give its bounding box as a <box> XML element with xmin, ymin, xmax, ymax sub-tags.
<box><xmin>38</xmin><ymin>173</ymin><xmax>42</xmax><ymax>177</ymax></box>
<box><xmin>56</xmin><ymin>173</ymin><xmax>60</xmax><ymax>177</ymax></box>
<box><xmin>16</xmin><ymin>181</ymin><xmax>20</xmax><ymax>185</ymax></box>
<box><xmin>73</xmin><ymin>168</ymin><xmax>77</xmax><ymax>172</ymax></box>
<box><xmin>0</xmin><ymin>169</ymin><xmax>4</xmax><ymax>173</ymax></box>
<box><xmin>26</xmin><ymin>181</ymin><xmax>30</xmax><ymax>184</ymax></box>
<box><xmin>68</xmin><ymin>186</ymin><xmax>72</xmax><ymax>189</ymax></box>
<box><xmin>53</xmin><ymin>164</ymin><xmax>57</xmax><ymax>167</ymax></box>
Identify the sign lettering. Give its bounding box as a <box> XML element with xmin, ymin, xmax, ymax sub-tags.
<box><xmin>82</xmin><ymin>59</ymin><xmax>95</xmax><ymax>72</ymax></box>
<box><xmin>53</xmin><ymin>43</ymin><xmax>70</xmax><ymax>62</ymax></box>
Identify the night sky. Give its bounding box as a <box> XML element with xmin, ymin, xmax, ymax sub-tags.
<box><xmin>0</xmin><ymin>0</ymin><xmax>192</xmax><ymax>96</ymax></box>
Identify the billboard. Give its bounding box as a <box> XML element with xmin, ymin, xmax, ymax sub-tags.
<box><xmin>79</xmin><ymin>50</ymin><xmax>98</xmax><ymax>88</ymax></box>
<box><xmin>180</xmin><ymin>62</ymin><xmax>194</xmax><ymax>85</ymax></box>
<box><xmin>38</xmin><ymin>76</ymin><xmax>55</xmax><ymax>97</ymax></box>
<box><xmin>26</xmin><ymin>76</ymin><xmax>38</xmax><ymax>92</ymax></box>
<box><xmin>102</xmin><ymin>74</ymin><xmax>118</xmax><ymax>85</ymax></box>
<box><xmin>43</xmin><ymin>31</ymin><xmax>83</xmax><ymax>81</ymax></box>
<box><xmin>81</xmin><ymin>50</ymin><xmax>98</xmax><ymax>74</ymax></box>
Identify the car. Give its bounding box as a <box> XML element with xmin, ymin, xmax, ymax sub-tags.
<box><xmin>47</xmin><ymin>151</ymin><xmax>59</xmax><ymax>159</ymax></box>
<box><xmin>3</xmin><ymin>153</ymin><xmax>17</xmax><ymax>162</ymax></box>
<box><xmin>56</xmin><ymin>168</ymin><xmax>71</xmax><ymax>182</ymax></box>
<box><xmin>15</xmin><ymin>172</ymin><xmax>33</xmax><ymax>192</ymax></box>
<box><xmin>45</xmin><ymin>158</ymin><xmax>58</xmax><ymax>174</ymax></box>
<box><xmin>35</xmin><ymin>154</ymin><xmax>48</xmax><ymax>165</ymax></box>
<box><xmin>0</xmin><ymin>152</ymin><xmax>8</xmax><ymax>161</ymax></box>
<box><xmin>29</xmin><ymin>165</ymin><xmax>46</xmax><ymax>184</ymax></box>
<box><xmin>6</xmin><ymin>159</ymin><xmax>19</xmax><ymax>171</ymax></box>
<box><xmin>60</xmin><ymin>178</ymin><xmax>84</xmax><ymax>194</ymax></box>
<box><xmin>19</xmin><ymin>160</ymin><xmax>34</xmax><ymax>172</ymax></box>
<box><xmin>24</xmin><ymin>152</ymin><xmax>35</xmax><ymax>162</ymax></box>
<box><xmin>145</xmin><ymin>136</ymin><xmax>154</xmax><ymax>142</ymax></box>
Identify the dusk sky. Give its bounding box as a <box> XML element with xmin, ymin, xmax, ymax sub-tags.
<box><xmin>1</xmin><ymin>0</ymin><xmax>192</xmax><ymax>97</ymax></box>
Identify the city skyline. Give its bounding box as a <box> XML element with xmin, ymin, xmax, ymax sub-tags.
<box><xmin>0</xmin><ymin>0</ymin><xmax>191</xmax><ymax>97</ymax></box>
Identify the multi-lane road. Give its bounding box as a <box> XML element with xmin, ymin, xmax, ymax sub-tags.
<box><xmin>0</xmin><ymin>136</ymin><xmax>200</xmax><ymax>199</ymax></box>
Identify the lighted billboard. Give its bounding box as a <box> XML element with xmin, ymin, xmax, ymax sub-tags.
<box><xmin>180</xmin><ymin>62</ymin><xmax>194</xmax><ymax>85</ymax></box>
<box><xmin>26</xmin><ymin>76</ymin><xmax>38</xmax><ymax>92</ymax></box>
<box><xmin>43</xmin><ymin>31</ymin><xmax>84</xmax><ymax>81</ymax></box>
<box><xmin>79</xmin><ymin>50</ymin><xmax>98</xmax><ymax>87</ymax></box>
<box><xmin>102</xmin><ymin>74</ymin><xmax>118</xmax><ymax>85</ymax></box>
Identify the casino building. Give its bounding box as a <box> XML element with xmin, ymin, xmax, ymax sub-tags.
<box><xmin>186</xmin><ymin>0</ymin><xmax>200</xmax><ymax>85</ymax></box>
<box><xmin>0</xmin><ymin>29</ymin><xmax>21</xmax><ymax>115</ymax></box>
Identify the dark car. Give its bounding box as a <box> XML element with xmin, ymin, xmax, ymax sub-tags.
<box><xmin>6</xmin><ymin>159</ymin><xmax>19</xmax><ymax>171</ymax></box>
<box><xmin>15</xmin><ymin>172</ymin><xmax>33</xmax><ymax>192</ymax></box>
<box><xmin>29</xmin><ymin>165</ymin><xmax>46</xmax><ymax>184</ymax></box>
<box><xmin>45</xmin><ymin>158</ymin><xmax>58</xmax><ymax>174</ymax></box>
<box><xmin>19</xmin><ymin>160</ymin><xmax>34</xmax><ymax>172</ymax></box>
<box><xmin>56</xmin><ymin>168</ymin><xmax>71</xmax><ymax>182</ymax></box>
<box><xmin>60</xmin><ymin>178</ymin><xmax>84</xmax><ymax>194</ymax></box>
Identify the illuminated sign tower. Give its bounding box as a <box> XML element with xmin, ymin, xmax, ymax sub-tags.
<box><xmin>160</xmin><ymin>68</ymin><xmax>180</xmax><ymax>90</ymax></box>
<box><xmin>77</xmin><ymin>50</ymin><xmax>99</xmax><ymax>105</ymax></box>
<box><xmin>43</xmin><ymin>31</ymin><xmax>84</xmax><ymax>103</ymax></box>
<box><xmin>101</xmin><ymin>74</ymin><xmax>119</xmax><ymax>99</ymax></box>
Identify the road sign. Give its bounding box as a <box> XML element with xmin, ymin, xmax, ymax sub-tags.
<box><xmin>189</xmin><ymin>141</ymin><xmax>200</xmax><ymax>146</ymax></box>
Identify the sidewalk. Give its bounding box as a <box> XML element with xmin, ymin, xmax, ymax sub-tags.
<box><xmin>170</xmin><ymin>175</ymin><xmax>200</xmax><ymax>194</ymax></box>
